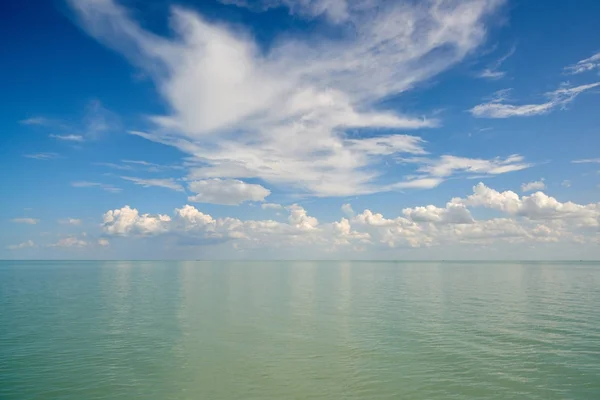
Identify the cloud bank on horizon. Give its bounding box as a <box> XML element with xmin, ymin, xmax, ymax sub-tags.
<box><xmin>3</xmin><ymin>0</ymin><xmax>600</xmax><ymax>259</ymax></box>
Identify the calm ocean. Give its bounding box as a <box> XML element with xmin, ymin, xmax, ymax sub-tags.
<box><xmin>1</xmin><ymin>261</ymin><xmax>599</xmax><ymax>399</ymax></box>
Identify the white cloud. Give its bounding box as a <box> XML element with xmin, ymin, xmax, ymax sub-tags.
<box><xmin>50</xmin><ymin>237</ymin><xmax>89</xmax><ymax>248</ymax></box>
<box><xmin>20</xmin><ymin>117</ymin><xmax>51</xmax><ymax>125</ymax></box>
<box><xmin>102</xmin><ymin>206</ymin><xmax>172</xmax><ymax>236</ymax></box>
<box><xmin>80</xmin><ymin>100</ymin><xmax>119</xmax><ymax>140</ymax></box>
<box><xmin>456</xmin><ymin>183</ymin><xmax>600</xmax><ymax>225</ymax></box>
<box><xmin>572</xmin><ymin>158</ymin><xmax>600</xmax><ymax>164</ymax></box>
<box><xmin>122</xmin><ymin>160</ymin><xmax>184</xmax><ymax>171</ymax></box>
<box><xmin>21</xmin><ymin>101</ymin><xmax>117</xmax><ymax>141</ymax></box>
<box><xmin>121</xmin><ymin>176</ymin><xmax>184</xmax><ymax>192</ymax></box>
<box><xmin>341</xmin><ymin>203</ymin><xmax>354</xmax><ymax>217</ymax></box>
<box><xmin>521</xmin><ymin>179</ymin><xmax>545</xmax><ymax>193</ymax></box>
<box><xmin>7</xmin><ymin>240</ymin><xmax>36</xmax><ymax>250</ymax></box>
<box><xmin>477</xmin><ymin>45</ymin><xmax>515</xmax><ymax>80</ymax></box>
<box><xmin>221</xmin><ymin>0</ymin><xmax>352</xmax><ymax>23</ymax></box>
<box><xmin>94</xmin><ymin>162</ymin><xmax>134</xmax><ymax>171</ymax></box>
<box><xmin>50</xmin><ymin>134</ymin><xmax>84</xmax><ymax>142</ymax></box>
<box><xmin>24</xmin><ymin>152</ymin><xmax>59</xmax><ymax>160</ymax></box>
<box><xmin>98</xmin><ymin>182</ymin><xmax>600</xmax><ymax>254</ymax></box>
<box><xmin>98</xmin><ymin>238</ymin><xmax>110</xmax><ymax>246</ymax></box>
<box><xmin>478</xmin><ymin>69</ymin><xmax>505</xmax><ymax>80</ymax></box>
<box><xmin>71</xmin><ymin>181</ymin><xmax>122</xmax><ymax>193</ymax></box>
<box><xmin>188</xmin><ymin>179</ymin><xmax>270</xmax><ymax>205</ymax></box>
<box><xmin>402</xmin><ymin>203</ymin><xmax>474</xmax><ymax>224</ymax></box>
<box><xmin>332</xmin><ymin>218</ymin><xmax>370</xmax><ymax>246</ymax></box>
<box><xmin>59</xmin><ymin>218</ymin><xmax>82</xmax><ymax>225</ymax></box>
<box><xmin>287</xmin><ymin>204</ymin><xmax>319</xmax><ymax>231</ymax></box>
<box><xmin>565</xmin><ymin>52</ymin><xmax>600</xmax><ymax>75</ymax></box>
<box><xmin>261</xmin><ymin>203</ymin><xmax>283</xmax><ymax>210</ymax></box>
<box><xmin>387</xmin><ymin>177</ymin><xmax>445</xmax><ymax>190</ymax></box>
<box><xmin>561</xmin><ymin>180</ymin><xmax>571</xmax><ymax>188</ymax></box>
<box><xmin>470</xmin><ymin>82</ymin><xmax>600</xmax><ymax>118</ymax></box>
<box><xmin>69</xmin><ymin>0</ymin><xmax>504</xmax><ymax>197</ymax></box>
<box><xmin>11</xmin><ymin>218</ymin><xmax>39</xmax><ymax>225</ymax></box>
<box><xmin>402</xmin><ymin>154</ymin><xmax>531</xmax><ymax>178</ymax></box>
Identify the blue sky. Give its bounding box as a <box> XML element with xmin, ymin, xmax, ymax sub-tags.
<box><xmin>2</xmin><ymin>0</ymin><xmax>600</xmax><ymax>260</ymax></box>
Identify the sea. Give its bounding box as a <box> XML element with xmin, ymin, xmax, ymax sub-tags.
<box><xmin>1</xmin><ymin>260</ymin><xmax>599</xmax><ymax>399</ymax></box>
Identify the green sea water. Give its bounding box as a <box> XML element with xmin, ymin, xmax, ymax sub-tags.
<box><xmin>1</xmin><ymin>261</ymin><xmax>599</xmax><ymax>399</ymax></box>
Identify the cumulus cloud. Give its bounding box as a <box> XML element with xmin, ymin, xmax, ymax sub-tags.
<box><xmin>103</xmin><ymin>203</ymin><xmax>331</xmax><ymax>248</ymax></box>
<box><xmin>402</xmin><ymin>203</ymin><xmax>474</xmax><ymax>224</ymax></box>
<box><xmin>7</xmin><ymin>240</ymin><xmax>36</xmax><ymax>250</ymax></box>
<box><xmin>98</xmin><ymin>238</ymin><xmax>110</xmax><ymax>246</ymax></box>
<box><xmin>341</xmin><ymin>203</ymin><xmax>354</xmax><ymax>217</ymax></box>
<box><xmin>470</xmin><ymin>83</ymin><xmax>600</xmax><ymax>118</ymax></box>
<box><xmin>521</xmin><ymin>179</ymin><xmax>545</xmax><ymax>193</ymax></box>
<box><xmin>102</xmin><ymin>206</ymin><xmax>171</xmax><ymax>236</ymax></box>
<box><xmin>98</xmin><ymin>181</ymin><xmax>600</xmax><ymax>254</ymax></box>
<box><xmin>11</xmin><ymin>218</ymin><xmax>39</xmax><ymax>225</ymax></box>
<box><xmin>69</xmin><ymin>0</ymin><xmax>505</xmax><ymax>197</ymax></box>
<box><xmin>332</xmin><ymin>218</ymin><xmax>370</xmax><ymax>246</ymax></box>
<box><xmin>121</xmin><ymin>176</ymin><xmax>184</xmax><ymax>192</ymax></box>
<box><xmin>188</xmin><ymin>179</ymin><xmax>270</xmax><ymax>205</ymax></box>
<box><xmin>287</xmin><ymin>204</ymin><xmax>319</xmax><ymax>230</ymax></box>
<box><xmin>565</xmin><ymin>52</ymin><xmax>600</xmax><ymax>75</ymax></box>
<box><xmin>455</xmin><ymin>183</ymin><xmax>600</xmax><ymax>225</ymax></box>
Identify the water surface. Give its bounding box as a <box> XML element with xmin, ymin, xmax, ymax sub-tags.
<box><xmin>1</xmin><ymin>261</ymin><xmax>599</xmax><ymax>399</ymax></box>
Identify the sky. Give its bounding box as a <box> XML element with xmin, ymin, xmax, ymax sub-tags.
<box><xmin>1</xmin><ymin>0</ymin><xmax>600</xmax><ymax>260</ymax></box>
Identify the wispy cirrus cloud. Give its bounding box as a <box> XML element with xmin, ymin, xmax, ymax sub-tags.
<box><xmin>470</xmin><ymin>82</ymin><xmax>600</xmax><ymax>118</ymax></box>
<box><xmin>477</xmin><ymin>45</ymin><xmax>516</xmax><ymax>80</ymax></box>
<box><xmin>93</xmin><ymin>162</ymin><xmax>134</xmax><ymax>171</ymax></box>
<box><xmin>71</xmin><ymin>181</ymin><xmax>122</xmax><ymax>193</ymax></box>
<box><xmin>565</xmin><ymin>51</ymin><xmax>600</xmax><ymax>75</ymax></box>
<box><xmin>121</xmin><ymin>176</ymin><xmax>184</xmax><ymax>192</ymax></box>
<box><xmin>94</xmin><ymin>159</ymin><xmax>184</xmax><ymax>172</ymax></box>
<box><xmin>49</xmin><ymin>134</ymin><xmax>85</xmax><ymax>142</ymax></box>
<box><xmin>122</xmin><ymin>160</ymin><xmax>184</xmax><ymax>171</ymax></box>
<box><xmin>59</xmin><ymin>218</ymin><xmax>82</xmax><ymax>225</ymax></box>
<box><xmin>219</xmin><ymin>0</ymin><xmax>352</xmax><ymax>23</ymax></box>
<box><xmin>11</xmin><ymin>218</ymin><xmax>39</xmax><ymax>225</ymax></box>
<box><xmin>24</xmin><ymin>152</ymin><xmax>59</xmax><ymax>160</ymax></box>
<box><xmin>7</xmin><ymin>240</ymin><xmax>36</xmax><ymax>250</ymax></box>
<box><xmin>69</xmin><ymin>0</ymin><xmax>506</xmax><ymax>197</ymax></box>
<box><xmin>399</xmin><ymin>154</ymin><xmax>532</xmax><ymax>179</ymax></box>
<box><xmin>20</xmin><ymin>100</ymin><xmax>118</xmax><ymax>142</ymax></box>
<box><xmin>20</xmin><ymin>117</ymin><xmax>53</xmax><ymax>126</ymax></box>
<box><xmin>572</xmin><ymin>158</ymin><xmax>600</xmax><ymax>164</ymax></box>
<box><xmin>49</xmin><ymin>237</ymin><xmax>89</xmax><ymax>248</ymax></box>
